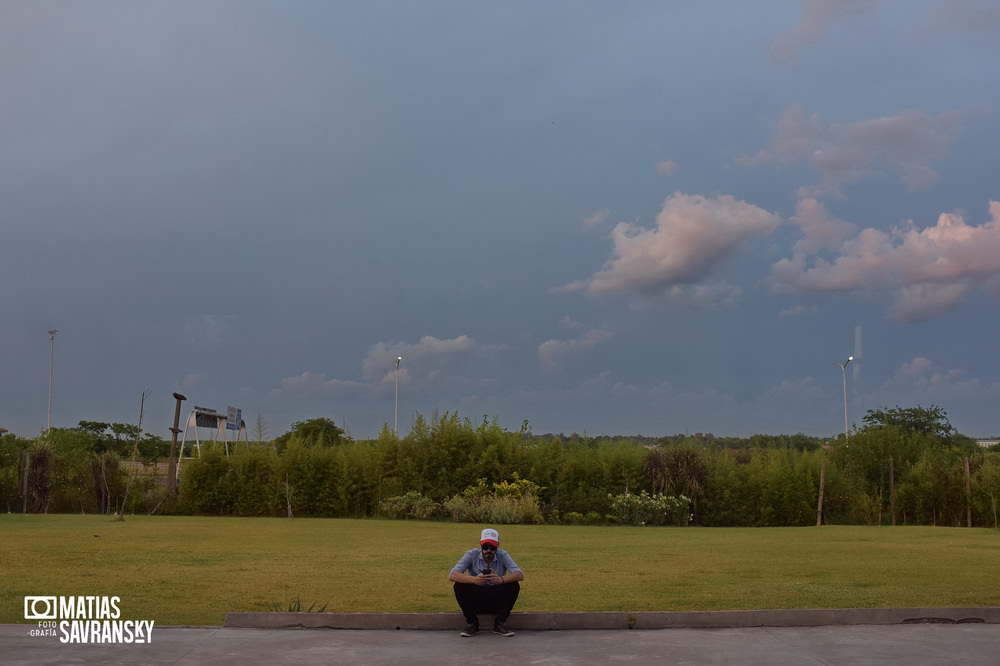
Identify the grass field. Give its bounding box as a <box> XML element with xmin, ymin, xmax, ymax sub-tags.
<box><xmin>2</xmin><ymin>514</ymin><xmax>997</xmax><ymax>625</ymax></box>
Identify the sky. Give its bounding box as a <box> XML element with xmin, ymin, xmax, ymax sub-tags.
<box><xmin>3</xmin><ymin>0</ymin><xmax>999</xmax><ymax>442</ymax></box>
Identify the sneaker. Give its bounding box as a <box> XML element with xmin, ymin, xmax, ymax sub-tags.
<box><xmin>493</xmin><ymin>621</ymin><xmax>515</xmax><ymax>637</ymax></box>
<box><xmin>460</xmin><ymin>621</ymin><xmax>479</xmax><ymax>637</ymax></box>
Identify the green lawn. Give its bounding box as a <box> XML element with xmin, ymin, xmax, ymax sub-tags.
<box><xmin>2</xmin><ymin>515</ymin><xmax>996</xmax><ymax>625</ymax></box>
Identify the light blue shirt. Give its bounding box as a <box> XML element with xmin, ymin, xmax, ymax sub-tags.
<box><xmin>450</xmin><ymin>548</ymin><xmax>523</xmax><ymax>584</ymax></box>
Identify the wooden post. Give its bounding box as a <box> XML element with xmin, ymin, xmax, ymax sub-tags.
<box><xmin>889</xmin><ymin>456</ymin><xmax>895</xmax><ymax>526</ymax></box>
<box><xmin>20</xmin><ymin>450</ymin><xmax>30</xmax><ymax>513</ymax></box>
<box><xmin>964</xmin><ymin>457</ymin><xmax>973</xmax><ymax>528</ymax></box>
<box><xmin>816</xmin><ymin>461</ymin><xmax>826</xmax><ymax>527</ymax></box>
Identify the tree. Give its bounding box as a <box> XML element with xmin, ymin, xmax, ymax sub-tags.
<box><xmin>74</xmin><ymin>421</ymin><xmax>167</xmax><ymax>459</ymax></box>
<box><xmin>647</xmin><ymin>444</ymin><xmax>707</xmax><ymax>523</ymax></box>
<box><xmin>273</xmin><ymin>418</ymin><xmax>347</xmax><ymax>452</ymax></box>
<box><xmin>861</xmin><ymin>406</ymin><xmax>954</xmax><ymax>441</ymax></box>
<box><xmin>253</xmin><ymin>413</ymin><xmax>269</xmax><ymax>445</ymax></box>
<box><xmin>851</xmin><ymin>405</ymin><xmax>972</xmax><ymax>525</ymax></box>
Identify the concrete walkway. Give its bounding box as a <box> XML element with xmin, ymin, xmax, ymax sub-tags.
<box><xmin>4</xmin><ymin>622</ymin><xmax>1000</xmax><ymax>665</ymax></box>
<box><xmin>4</xmin><ymin>609</ymin><xmax>999</xmax><ymax>665</ymax></box>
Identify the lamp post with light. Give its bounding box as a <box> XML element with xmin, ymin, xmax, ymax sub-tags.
<box><xmin>394</xmin><ymin>356</ymin><xmax>402</xmax><ymax>436</ymax></box>
<box><xmin>47</xmin><ymin>330</ymin><xmax>58</xmax><ymax>430</ymax></box>
<box><xmin>836</xmin><ymin>355</ymin><xmax>854</xmax><ymax>441</ymax></box>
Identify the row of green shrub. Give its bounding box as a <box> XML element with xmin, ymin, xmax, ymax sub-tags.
<box><xmin>3</xmin><ymin>410</ymin><xmax>998</xmax><ymax>526</ymax></box>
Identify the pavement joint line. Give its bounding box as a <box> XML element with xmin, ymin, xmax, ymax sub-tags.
<box><xmin>225</xmin><ymin>607</ymin><xmax>1000</xmax><ymax>631</ymax></box>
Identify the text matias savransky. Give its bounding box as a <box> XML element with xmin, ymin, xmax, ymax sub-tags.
<box><xmin>24</xmin><ymin>595</ymin><xmax>155</xmax><ymax>644</ymax></box>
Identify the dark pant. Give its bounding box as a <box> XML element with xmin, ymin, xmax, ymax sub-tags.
<box><xmin>453</xmin><ymin>582</ymin><xmax>520</xmax><ymax>623</ymax></box>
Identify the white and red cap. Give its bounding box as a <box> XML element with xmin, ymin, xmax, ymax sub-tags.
<box><xmin>480</xmin><ymin>528</ymin><xmax>499</xmax><ymax>547</ymax></box>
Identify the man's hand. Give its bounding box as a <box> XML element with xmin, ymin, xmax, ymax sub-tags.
<box><xmin>476</xmin><ymin>572</ymin><xmax>500</xmax><ymax>585</ymax></box>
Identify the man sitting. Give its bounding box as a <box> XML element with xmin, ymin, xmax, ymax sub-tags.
<box><xmin>448</xmin><ymin>528</ymin><xmax>524</xmax><ymax>637</ymax></box>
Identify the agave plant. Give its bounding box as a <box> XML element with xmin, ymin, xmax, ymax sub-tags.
<box><xmin>269</xmin><ymin>596</ymin><xmax>329</xmax><ymax>613</ymax></box>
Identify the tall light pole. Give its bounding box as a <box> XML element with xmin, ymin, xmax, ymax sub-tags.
<box><xmin>394</xmin><ymin>356</ymin><xmax>402</xmax><ymax>436</ymax></box>
<box><xmin>47</xmin><ymin>329</ymin><xmax>58</xmax><ymax>430</ymax></box>
<box><xmin>836</xmin><ymin>355</ymin><xmax>854</xmax><ymax>441</ymax></box>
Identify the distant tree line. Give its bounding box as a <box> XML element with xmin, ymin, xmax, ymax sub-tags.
<box><xmin>2</xmin><ymin>407</ymin><xmax>998</xmax><ymax>527</ymax></box>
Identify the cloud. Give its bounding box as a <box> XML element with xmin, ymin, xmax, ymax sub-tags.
<box><xmin>274</xmin><ymin>371</ymin><xmax>364</xmax><ymax>396</ymax></box>
<box><xmin>771</xmin><ymin>200</ymin><xmax>1000</xmax><ymax>321</ymax></box>
<box><xmin>361</xmin><ymin>335</ymin><xmax>478</xmax><ymax>383</ymax></box>
<box><xmin>558</xmin><ymin>315</ymin><xmax>590</xmax><ymax>330</ymax></box>
<box><xmin>658</xmin><ymin>282</ymin><xmax>744</xmax><ymax>310</ymax></box>
<box><xmin>655</xmin><ymin>159</ymin><xmax>678</xmax><ymax>176</ymax></box>
<box><xmin>564</xmin><ymin>193</ymin><xmax>780</xmax><ymax>303</ymax></box>
<box><xmin>918</xmin><ymin>0</ymin><xmax>1000</xmax><ymax>39</ymax></box>
<box><xmin>183</xmin><ymin>314</ymin><xmax>236</xmax><ymax>344</ymax></box>
<box><xmin>179</xmin><ymin>374</ymin><xmax>207</xmax><ymax>391</ymax></box>
<box><xmin>738</xmin><ymin>105</ymin><xmax>972</xmax><ymax>196</ymax></box>
<box><xmin>788</xmin><ymin>197</ymin><xmax>858</xmax><ymax>255</ymax></box>
<box><xmin>769</xmin><ymin>0</ymin><xmax>878</xmax><ymax>63</ymax></box>
<box><xmin>583</xmin><ymin>209</ymin><xmax>610</xmax><ymax>229</ymax></box>
<box><xmin>866</xmin><ymin>356</ymin><xmax>1000</xmax><ymax>408</ymax></box>
<box><xmin>778</xmin><ymin>304</ymin><xmax>819</xmax><ymax>318</ymax></box>
<box><xmin>271</xmin><ymin>334</ymin><xmax>487</xmax><ymax>401</ymax></box>
<box><xmin>538</xmin><ymin>328</ymin><xmax>614</xmax><ymax>370</ymax></box>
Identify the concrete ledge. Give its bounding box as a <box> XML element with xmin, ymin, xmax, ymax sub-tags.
<box><xmin>225</xmin><ymin>607</ymin><xmax>1000</xmax><ymax>631</ymax></box>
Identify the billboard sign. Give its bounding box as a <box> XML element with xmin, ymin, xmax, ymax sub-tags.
<box><xmin>226</xmin><ymin>406</ymin><xmax>241</xmax><ymax>431</ymax></box>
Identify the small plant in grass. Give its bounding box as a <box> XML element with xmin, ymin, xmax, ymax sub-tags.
<box><xmin>268</xmin><ymin>596</ymin><xmax>329</xmax><ymax>613</ymax></box>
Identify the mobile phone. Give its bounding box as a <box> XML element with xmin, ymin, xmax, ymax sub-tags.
<box><xmin>482</xmin><ymin>567</ymin><xmax>492</xmax><ymax>575</ymax></box>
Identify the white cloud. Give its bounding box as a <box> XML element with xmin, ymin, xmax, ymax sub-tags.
<box><xmin>274</xmin><ymin>371</ymin><xmax>363</xmax><ymax>396</ymax></box>
<box><xmin>788</xmin><ymin>197</ymin><xmax>857</xmax><ymax>255</ymax></box>
<box><xmin>566</xmin><ymin>193</ymin><xmax>780</xmax><ymax>303</ymax></box>
<box><xmin>739</xmin><ymin>105</ymin><xmax>971</xmax><ymax>195</ymax></box>
<box><xmin>769</xmin><ymin>0</ymin><xmax>878</xmax><ymax>63</ymax></box>
<box><xmin>179</xmin><ymin>374</ymin><xmax>206</xmax><ymax>391</ymax></box>
<box><xmin>362</xmin><ymin>335</ymin><xmax>478</xmax><ymax>383</ymax></box>
<box><xmin>656</xmin><ymin>159</ymin><xmax>678</xmax><ymax>176</ymax></box>
<box><xmin>771</xmin><ymin>201</ymin><xmax>1000</xmax><ymax>321</ymax></box>
<box><xmin>271</xmin><ymin>334</ymin><xmax>488</xmax><ymax>401</ymax></box>
<box><xmin>659</xmin><ymin>282</ymin><xmax>744</xmax><ymax>310</ymax></box>
<box><xmin>888</xmin><ymin>282</ymin><xmax>970</xmax><ymax>321</ymax></box>
<box><xmin>583</xmin><ymin>208</ymin><xmax>610</xmax><ymax>229</ymax></box>
<box><xmin>867</xmin><ymin>356</ymin><xmax>997</xmax><ymax>407</ymax></box>
<box><xmin>538</xmin><ymin>328</ymin><xmax>614</xmax><ymax>370</ymax></box>
<box><xmin>559</xmin><ymin>315</ymin><xmax>590</xmax><ymax>330</ymax></box>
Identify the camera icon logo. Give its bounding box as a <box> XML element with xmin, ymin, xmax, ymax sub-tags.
<box><xmin>24</xmin><ymin>597</ymin><xmax>57</xmax><ymax>620</ymax></box>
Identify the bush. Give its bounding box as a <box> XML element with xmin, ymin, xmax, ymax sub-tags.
<box><xmin>608</xmin><ymin>490</ymin><xmax>691</xmax><ymax>526</ymax></box>
<box><xmin>444</xmin><ymin>475</ymin><xmax>543</xmax><ymax>524</ymax></box>
<box><xmin>378</xmin><ymin>491</ymin><xmax>442</xmax><ymax>520</ymax></box>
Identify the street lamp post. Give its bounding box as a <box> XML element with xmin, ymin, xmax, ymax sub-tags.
<box><xmin>394</xmin><ymin>356</ymin><xmax>402</xmax><ymax>436</ymax></box>
<box><xmin>47</xmin><ymin>330</ymin><xmax>58</xmax><ymax>430</ymax></box>
<box><xmin>836</xmin><ymin>355</ymin><xmax>854</xmax><ymax>441</ymax></box>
